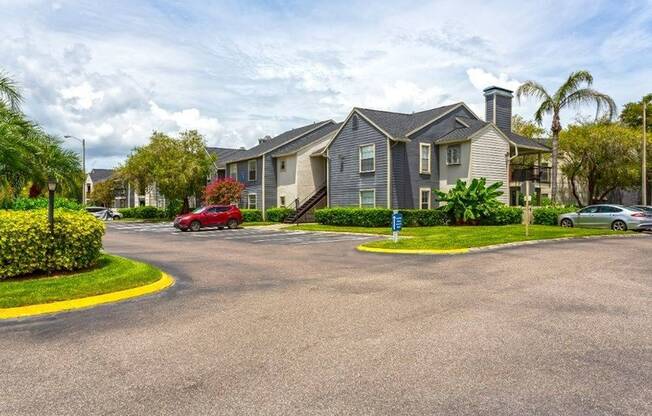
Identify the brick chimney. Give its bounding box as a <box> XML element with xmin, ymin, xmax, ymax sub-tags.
<box><xmin>483</xmin><ymin>86</ymin><xmax>513</xmax><ymax>134</ymax></box>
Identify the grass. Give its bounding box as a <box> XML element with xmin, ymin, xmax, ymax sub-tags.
<box><xmin>243</xmin><ymin>221</ymin><xmax>277</xmax><ymax>226</ymax></box>
<box><xmin>0</xmin><ymin>254</ymin><xmax>163</xmax><ymax>308</ymax></box>
<box><xmin>360</xmin><ymin>225</ymin><xmax>626</xmax><ymax>250</ymax></box>
<box><xmin>286</xmin><ymin>223</ymin><xmax>440</xmax><ymax>236</ymax></box>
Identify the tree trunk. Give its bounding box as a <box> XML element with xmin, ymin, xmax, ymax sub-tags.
<box><xmin>550</xmin><ymin>112</ymin><xmax>562</xmax><ymax>204</ymax></box>
<box><xmin>181</xmin><ymin>196</ymin><xmax>190</xmax><ymax>214</ymax></box>
<box><xmin>29</xmin><ymin>183</ymin><xmax>42</xmax><ymax>198</ymax></box>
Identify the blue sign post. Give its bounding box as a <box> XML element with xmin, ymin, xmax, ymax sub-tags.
<box><xmin>391</xmin><ymin>210</ymin><xmax>403</xmax><ymax>243</ymax></box>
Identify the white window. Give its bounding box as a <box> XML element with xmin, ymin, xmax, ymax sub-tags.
<box><xmin>359</xmin><ymin>189</ymin><xmax>375</xmax><ymax>208</ymax></box>
<box><xmin>420</xmin><ymin>143</ymin><xmax>431</xmax><ymax>174</ymax></box>
<box><xmin>279</xmin><ymin>195</ymin><xmax>286</xmax><ymax>207</ymax></box>
<box><xmin>248</xmin><ymin>160</ymin><xmax>257</xmax><ymax>181</ymax></box>
<box><xmin>420</xmin><ymin>188</ymin><xmax>431</xmax><ymax>210</ymax></box>
<box><xmin>247</xmin><ymin>193</ymin><xmax>257</xmax><ymax>209</ymax></box>
<box><xmin>359</xmin><ymin>144</ymin><xmax>375</xmax><ymax>173</ymax></box>
<box><xmin>447</xmin><ymin>144</ymin><xmax>461</xmax><ymax>165</ymax></box>
<box><xmin>229</xmin><ymin>164</ymin><xmax>237</xmax><ymax>179</ymax></box>
<box><xmin>280</xmin><ymin>159</ymin><xmax>286</xmax><ymax>172</ymax></box>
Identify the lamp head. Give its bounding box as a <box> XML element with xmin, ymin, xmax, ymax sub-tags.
<box><xmin>47</xmin><ymin>178</ymin><xmax>57</xmax><ymax>192</ymax></box>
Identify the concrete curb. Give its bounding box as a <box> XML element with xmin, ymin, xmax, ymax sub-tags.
<box><xmin>0</xmin><ymin>272</ymin><xmax>175</xmax><ymax>320</ymax></box>
<box><xmin>356</xmin><ymin>232</ymin><xmax>648</xmax><ymax>256</ymax></box>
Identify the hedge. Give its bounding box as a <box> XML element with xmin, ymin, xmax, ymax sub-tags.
<box><xmin>0</xmin><ymin>209</ymin><xmax>105</xmax><ymax>279</ymax></box>
<box><xmin>7</xmin><ymin>197</ymin><xmax>82</xmax><ymax>211</ymax></box>
<box><xmin>480</xmin><ymin>206</ymin><xmax>523</xmax><ymax>225</ymax></box>
<box><xmin>533</xmin><ymin>206</ymin><xmax>578</xmax><ymax>226</ymax></box>
<box><xmin>118</xmin><ymin>206</ymin><xmax>166</xmax><ymax>219</ymax></box>
<box><xmin>314</xmin><ymin>208</ymin><xmax>448</xmax><ymax>227</ymax></box>
<box><xmin>265</xmin><ymin>207</ymin><xmax>295</xmax><ymax>222</ymax></box>
<box><xmin>241</xmin><ymin>209</ymin><xmax>263</xmax><ymax>222</ymax></box>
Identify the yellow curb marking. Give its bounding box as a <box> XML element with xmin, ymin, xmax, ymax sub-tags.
<box><xmin>356</xmin><ymin>245</ymin><xmax>468</xmax><ymax>255</ymax></box>
<box><xmin>0</xmin><ymin>273</ymin><xmax>175</xmax><ymax>320</ymax></box>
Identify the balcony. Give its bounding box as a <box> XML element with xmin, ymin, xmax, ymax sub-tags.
<box><xmin>510</xmin><ymin>165</ymin><xmax>551</xmax><ymax>184</ymax></box>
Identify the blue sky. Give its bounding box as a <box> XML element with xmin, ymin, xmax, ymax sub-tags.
<box><xmin>2</xmin><ymin>0</ymin><xmax>651</xmax><ymax>169</ymax></box>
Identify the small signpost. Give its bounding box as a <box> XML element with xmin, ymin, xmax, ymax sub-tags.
<box><xmin>391</xmin><ymin>210</ymin><xmax>403</xmax><ymax>243</ymax></box>
<box><xmin>525</xmin><ymin>181</ymin><xmax>531</xmax><ymax>237</ymax></box>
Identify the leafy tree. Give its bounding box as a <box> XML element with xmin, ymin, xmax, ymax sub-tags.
<box><xmin>89</xmin><ymin>179</ymin><xmax>118</xmax><ymax>207</ymax></box>
<box><xmin>619</xmin><ymin>93</ymin><xmax>652</xmax><ymax>132</ymax></box>
<box><xmin>120</xmin><ymin>130</ymin><xmax>215</xmax><ymax>213</ymax></box>
<box><xmin>560</xmin><ymin>121</ymin><xmax>641</xmax><ymax>206</ymax></box>
<box><xmin>0</xmin><ymin>70</ymin><xmax>22</xmax><ymax>111</ymax></box>
<box><xmin>512</xmin><ymin>114</ymin><xmax>546</xmax><ymax>139</ymax></box>
<box><xmin>204</xmin><ymin>177</ymin><xmax>245</xmax><ymax>205</ymax></box>
<box><xmin>516</xmin><ymin>70</ymin><xmax>617</xmax><ymax>202</ymax></box>
<box><xmin>434</xmin><ymin>178</ymin><xmax>504</xmax><ymax>225</ymax></box>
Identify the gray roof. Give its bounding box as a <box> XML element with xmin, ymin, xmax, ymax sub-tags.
<box><xmin>88</xmin><ymin>168</ymin><xmax>114</xmax><ymax>183</ymax></box>
<box><xmin>435</xmin><ymin>118</ymin><xmax>488</xmax><ymax>144</ymax></box>
<box><xmin>223</xmin><ymin>120</ymin><xmax>334</xmax><ymax>163</ymax></box>
<box><xmin>271</xmin><ymin>122</ymin><xmax>342</xmax><ymax>157</ymax></box>
<box><xmin>507</xmin><ymin>132</ymin><xmax>551</xmax><ymax>152</ymax></box>
<box><xmin>205</xmin><ymin>147</ymin><xmax>247</xmax><ymax>169</ymax></box>
<box><xmin>356</xmin><ymin>103</ymin><xmax>461</xmax><ymax>139</ymax></box>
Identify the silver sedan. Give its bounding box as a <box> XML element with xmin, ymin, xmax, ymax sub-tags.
<box><xmin>558</xmin><ymin>204</ymin><xmax>652</xmax><ymax>231</ymax></box>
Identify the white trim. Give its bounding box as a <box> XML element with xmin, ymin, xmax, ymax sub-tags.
<box><xmin>454</xmin><ymin>117</ymin><xmax>470</xmax><ymax>128</ymax></box>
<box><xmin>228</xmin><ymin>163</ymin><xmax>237</xmax><ymax>179</ymax></box>
<box><xmin>359</xmin><ymin>143</ymin><xmax>376</xmax><ymax>173</ymax></box>
<box><xmin>247</xmin><ymin>159</ymin><xmax>257</xmax><ymax>182</ymax></box>
<box><xmin>419</xmin><ymin>143</ymin><xmax>432</xmax><ymax>174</ymax></box>
<box><xmin>446</xmin><ymin>144</ymin><xmax>462</xmax><ymax>165</ymax></box>
<box><xmin>326</xmin><ymin>148</ymin><xmax>330</xmax><ymax>207</ymax></box>
<box><xmin>419</xmin><ymin>187</ymin><xmax>431</xmax><ymax>210</ymax></box>
<box><xmin>387</xmin><ymin>138</ymin><xmax>391</xmax><ymax>208</ymax></box>
<box><xmin>359</xmin><ymin>189</ymin><xmax>376</xmax><ymax>208</ymax></box>
<box><xmin>405</xmin><ymin>103</ymin><xmax>481</xmax><ymax>137</ymax></box>
<box><xmin>321</xmin><ymin>108</ymin><xmax>403</xmax><ymax>155</ymax></box>
<box><xmin>493</xmin><ymin>94</ymin><xmax>497</xmax><ymax>125</ymax></box>
<box><xmin>247</xmin><ymin>193</ymin><xmax>257</xmax><ymax>209</ymax></box>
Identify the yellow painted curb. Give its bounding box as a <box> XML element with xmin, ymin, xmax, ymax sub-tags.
<box><xmin>356</xmin><ymin>245</ymin><xmax>469</xmax><ymax>255</ymax></box>
<box><xmin>0</xmin><ymin>273</ymin><xmax>175</xmax><ymax>320</ymax></box>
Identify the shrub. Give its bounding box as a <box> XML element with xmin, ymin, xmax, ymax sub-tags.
<box><xmin>0</xmin><ymin>209</ymin><xmax>105</xmax><ymax>279</ymax></box>
<box><xmin>241</xmin><ymin>209</ymin><xmax>263</xmax><ymax>222</ymax></box>
<box><xmin>265</xmin><ymin>207</ymin><xmax>295</xmax><ymax>222</ymax></box>
<box><xmin>8</xmin><ymin>197</ymin><xmax>82</xmax><ymax>211</ymax></box>
<box><xmin>533</xmin><ymin>206</ymin><xmax>578</xmax><ymax>226</ymax></box>
<box><xmin>314</xmin><ymin>208</ymin><xmax>448</xmax><ymax>227</ymax></box>
<box><xmin>434</xmin><ymin>178</ymin><xmax>503</xmax><ymax>225</ymax></box>
<box><xmin>204</xmin><ymin>177</ymin><xmax>245</xmax><ymax>205</ymax></box>
<box><xmin>164</xmin><ymin>199</ymin><xmax>183</xmax><ymax>219</ymax></box>
<box><xmin>118</xmin><ymin>206</ymin><xmax>166</xmax><ymax>219</ymax></box>
<box><xmin>480</xmin><ymin>206</ymin><xmax>523</xmax><ymax>225</ymax></box>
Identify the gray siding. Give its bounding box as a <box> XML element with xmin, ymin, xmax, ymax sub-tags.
<box><xmin>485</xmin><ymin>94</ymin><xmax>511</xmax><ymax>133</ymax></box>
<box><xmin>264</xmin><ymin>153</ymin><xmax>276</xmax><ymax>210</ymax></box>
<box><xmin>227</xmin><ymin>158</ymin><xmax>262</xmax><ymax>209</ymax></box>
<box><xmin>390</xmin><ymin>142</ymin><xmax>410</xmax><ymax>208</ymax></box>
<box><xmin>470</xmin><ymin>127</ymin><xmax>509</xmax><ymax>204</ymax></box>
<box><xmin>328</xmin><ymin>115</ymin><xmax>388</xmax><ymax>207</ymax></box>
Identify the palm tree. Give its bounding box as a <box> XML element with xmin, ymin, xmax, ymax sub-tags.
<box><xmin>516</xmin><ymin>71</ymin><xmax>616</xmax><ymax>202</ymax></box>
<box><xmin>0</xmin><ymin>71</ymin><xmax>22</xmax><ymax>111</ymax></box>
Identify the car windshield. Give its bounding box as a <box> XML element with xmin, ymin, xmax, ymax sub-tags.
<box><xmin>192</xmin><ymin>207</ymin><xmax>206</xmax><ymax>214</ymax></box>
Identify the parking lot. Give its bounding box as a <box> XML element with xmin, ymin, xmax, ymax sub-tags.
<box><xmin>106</xmin><ymin>222</ymin><xmax>374</xmax><ymax>245</ymax></box>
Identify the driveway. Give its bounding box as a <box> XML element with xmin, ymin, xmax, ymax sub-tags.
<box><xmin>1</xmin><ymin>226</ymin><xmax>650</xmax><ymax>415</ymax></box>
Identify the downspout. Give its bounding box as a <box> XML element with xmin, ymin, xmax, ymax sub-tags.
<box><xmin>387</xmin><ymin>137</ymin><xmax>392</xmax><ymax>208</ymax></box>
<box><xmin>261</xmin><ymin>155</ymin><xmax>266</xmax><ymax>219</ymax></box>
<box><xmin>326</xmin><ymin>149</ymin><xmax>330</xmax><ymax>207</ymax></box>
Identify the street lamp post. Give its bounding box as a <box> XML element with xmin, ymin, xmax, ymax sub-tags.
<box><xmin>64</xmin><ymin>135</ymin><xmax>86</xmax><ymax>205</ymax></box>
<box><xmin>643</xmin><ymin>101</ymin><xmax>648</xmax><ymax>206</ymax></box>
<box><xmin>47</xmin><ymin>178</ymin><xmax>57</xmax><ymax>235</ymax></box>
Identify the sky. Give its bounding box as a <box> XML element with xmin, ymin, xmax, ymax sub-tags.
<box><xmin>2</xmin><ymin>0</ymin><xmax>651</xmax><ymax>169</ymax></box>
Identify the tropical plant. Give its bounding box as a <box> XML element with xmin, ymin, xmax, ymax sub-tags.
<box><xmin>0</xmin><ymin>70</ymin><xmax>22</xmax><ymax>111</ymax></box>
<box><xmin>203</xmin><ymin>177</ymin><xmax>245</xmax><ymax>205</ymax></box>
<box><xmin>516</xmin><ymin>70</ymin><xmax>617</xmax><ymax>202</ymax></box>
<box><xmin>619</xmin><ymin>93</ymin><xmax>652</xmax><ymax>132</ymax></box>
<box><xmin>434</xmin><ymin>178</ymin><xmax>504</xmax><ymax>225</ymax></box>
<box><xmin>89</xmin><ymin>178</ymin><xmax>118</xmax><ymax>207</ymax></box>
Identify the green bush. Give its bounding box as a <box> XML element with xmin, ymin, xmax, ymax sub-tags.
<box><xmin>265</xmin><ymin>207</ymin><xmax>295</xmax><ymax>222</ymax></box>
<box><xmin>533</xmin><ymin>206</ymin><xmax>578</xmax><ymax>226</ymax></box>
<box><xmin>0</xmin><ymin>209</ymin><xmax>105</xmax><ymax>279</ymax></box>
<box><xmin>480</xmin><ymin>206</ymin><xmax>523</xmax><ymax>225</ymax></box>
<box><xmin>241</xmin><ymin>209</ymin><xmax>263</xmax><ymax>222</ymax></box>
<box><xmin>118</xmin><ymin>206</ymin><xmax>166</xmax><ymax>219</ymax></box>
<box><xmin>315</xmin><ymin>208</ymin><xmax>448</xmax><ymax>227</ymax></box>
<box><xmin>434</xmin><ymin>178</ymin><xmax>503</xmax><ymax>224</ymax></box>
<box><xmin>7</xmin><ymin>197</ymin><xmax>82</xmax><ymax>211</ymax></box>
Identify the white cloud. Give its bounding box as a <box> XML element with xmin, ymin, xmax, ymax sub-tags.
<box><xmin>466</xmin><ymin>68</ymin><xmax>521</xmax><ymax>92</ymax></box>
<box><xmin>59</xmin><ymin>82</ymin><xmax>105</xmax><ymax>110</ymax></box>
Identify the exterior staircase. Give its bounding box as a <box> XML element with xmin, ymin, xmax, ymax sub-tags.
<box><xmin>283</xmin><ymin>186</ymin><xmax>327</xmax><ymax>224</ymax></box>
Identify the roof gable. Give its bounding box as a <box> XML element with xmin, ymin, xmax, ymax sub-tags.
<box><xmin>88</xmin><ymin>168</ymin><xmax>114</xmax><ymax>183</ymax></box>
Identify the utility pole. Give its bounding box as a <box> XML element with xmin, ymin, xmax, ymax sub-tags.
<box><xmin>64</xmin><ymin>135</ymin><xmax>86</xmax><ymax>205</ymax></box>
<box><xmin>643</xmin><ymin>101</ymin><xmax>648</xmax><ymax>205</ymax></box>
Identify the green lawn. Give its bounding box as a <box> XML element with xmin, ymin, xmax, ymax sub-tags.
<box><xmin>360</xmin><ymin>225</ymin><xmax>625</xmax><ymax>250</ymax></box>
<box><xmin>242</xmin><ymin>221</ymin><xmax>277</xmax><ymax>226</ymax></box>
<box><xmin>0</xmin><ymin>254</ymin><xmax>163</xmax><ymax>308</ymax></box>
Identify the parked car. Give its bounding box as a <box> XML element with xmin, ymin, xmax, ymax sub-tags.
<box><xmin>174</xmin><ymin>205</ymin><xmax>242</xmax><ymax>232</ymax></box>
<box><xmin>86</xmin><ymin>206</ymin><xmax>122</xmax><ymax>220</ymax></box>
<box><xmin>558</xmin><ymin>204</ymin><xmax>652</xmax><ymax>231</ymax></box>
<box><xmin>629</xmin><ymin>205</ymin><xmax>652</xmax><ymax>214</ymax></box>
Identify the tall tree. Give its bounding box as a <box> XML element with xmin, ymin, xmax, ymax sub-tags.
<box><xmin>619</xmin><ymin>93</ymin><xmax>652</xmax><ymax>132</ymax></box>
<box><xmin>560</xmin><ymin>121</ymin><xmax>641</xmax><ymax>206</ymax></box>
<box><xmin>512</xmin><ymin>114</ymin><xmax>546</xmax><ymax>139</ymax></box>
<box><xmin>89</xmin><ymin>178</ymin><xmax>118</xmax><ymax>207</ymax></box>
<box><xmin>0</xmin><ymin>70</ymin><xmax>22</xmax><ymax>111</ymax></box>
<box><xmin>516</xmin><ymin>71</ymin><xmax>617</xmax><ymax>202</ymax></box>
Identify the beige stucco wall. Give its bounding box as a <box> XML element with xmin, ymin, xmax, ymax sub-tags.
<box><xmin>296</xmin><ymin>139</ymin><xmax>328</xmax><ymax>201</ymax></box>
<box><xmin>276</xmin><ymin>155</ymin><xmax>297</xmax><ymax>207</ymax></box>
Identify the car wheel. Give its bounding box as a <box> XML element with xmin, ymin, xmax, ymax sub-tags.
<box><xmin>560</xmin><ymin>218</ymin><xmax>573</xmax><ymax>227</ymax></box>
<box><xmin>113</xmin><ymin>215</ymin><xmax>121</xmax><ymax>221</ymax></box>
<box><xmin>611</xmin><ymin>220</ymin><xmax>627</xmax><ymax>231</ymax></box>
<box><xmin>227</xmin><ymin>219</ymin><xmax>238</xmax><ymax>229</ymax></box>
<box><xmin>190</xmin><ymin>220</ymin><xmax>201</xmax><ymax>232</ymax></box>
<box><xmin>218</xmin><ymin>226</ymin><xmax>224</xmax><ymax>230</ymax></box>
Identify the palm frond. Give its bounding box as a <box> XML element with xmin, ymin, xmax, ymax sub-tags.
<box><xmin>554</xmin><ymin>70</ymin><xmax>593</xmax><ymax>102</ymax></box>
<box><xmin>515</xmin><ymin>81</ymin><xmax>551</xmax><ymax>104</ymax></box>
<box><xmin>0</xmin><ymin>71</ymin><xmax>23</xmax><ymax>111</ymax></box>
<box><xmin>562</xmin><ymin>88</ymin><xmax>617</xmax><ymax>120</ymax></box>
<box><xmin>533</xmin><ymin>100</ymin><xmax>554</xmax><ymax>125</ymax></box>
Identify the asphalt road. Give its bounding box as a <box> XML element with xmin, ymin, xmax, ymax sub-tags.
<box><xmin>1</xmin><ymin>225</ymin><xmax>651</xmax><ymax>415</ymax></box>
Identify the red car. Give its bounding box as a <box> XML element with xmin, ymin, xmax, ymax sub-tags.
<box><xmin>174</xmin><ymin>205</ymin><xmax>242</xmax><ymax>232</ymax></box>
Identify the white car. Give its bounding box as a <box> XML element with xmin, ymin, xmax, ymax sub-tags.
<box><xmin>85</xmin><ymin>206</ymin><xmax>122</xmax><ymax>220</ymax></box>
